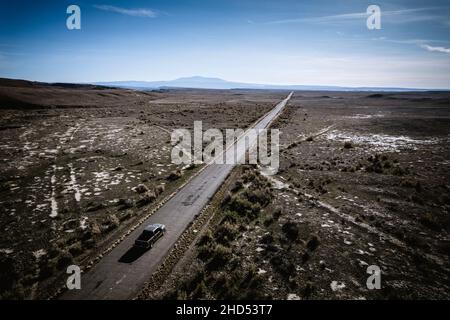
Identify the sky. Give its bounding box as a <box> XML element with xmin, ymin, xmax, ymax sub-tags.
<box><xmin>0</xmin><ymin>0</ymin><xmax>450</xmax><ymax>89</ymax></box>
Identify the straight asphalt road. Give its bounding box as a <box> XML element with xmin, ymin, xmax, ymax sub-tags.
<box><xmin>61</xmin><ymin>92</ymin><xmax>293</xmax><ymax>299</ymax></box>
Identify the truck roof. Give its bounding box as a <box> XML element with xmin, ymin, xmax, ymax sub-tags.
<box><xmin>144</xmin><ymin>223</ymin><xmax>164</xmax><ymax>232</ymax></box>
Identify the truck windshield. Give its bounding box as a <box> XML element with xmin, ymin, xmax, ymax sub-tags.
<box><xmin>138</xmin><ymin>230</ymin><xmax>154</xmax><ymax>241</ymax></box>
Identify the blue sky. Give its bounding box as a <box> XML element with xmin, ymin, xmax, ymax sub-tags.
<box><xmin>1</xmin><ymin>0</ymin><xmax>450</xmax><ymax>88</ymax></box>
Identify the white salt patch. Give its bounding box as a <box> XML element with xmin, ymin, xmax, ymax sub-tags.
<box><xmin>49</xmin><ymin>165</ymin><xmax>58</xmax><ymax>218</ymax></box>
<box><xmin>327</xmin><ymin>130</ymin><xmax>437</xmax><ymax>152</ymax></box>
<box><xmin>33</xmin><ymin>249</ymin><xmax>47</xmax><ymax>260</ymax></box>
<box><xmin>331</xmin><ymin>281</ymin><xmax>346</xmax><ymax>292</ymax></box>
<box><xmin>69</xmin><ymin>163</ymin><xmax>81</xmax><ymax>202</ymax></box>
<box><xmin>358</xmin><ymin>259</ymin><xmax>368</xmax><ymax>267</ymax></box>
<box><xmin>257</xmin><ymin>268</ymin><xmax>267</xmax><ymax>275</ymax></box>
<box><xmin>36</xmin><ymin>203</ymin><xmax>48</xmax><ymax>210</ymax></box>
<box><xmin>287</xmin><ymin>293</ymin><xmax>301</xmax><ymax>300</ymax></box>
<box><xmin>80</xmin><ymin>216</ymin><xmax>88</xmax><ymax>230</ymax></box>
<box><xmin>93</xmin><ymin>171</ymin><xmax>110</xmax><ymax>181</ymax></box>
<box><xmin>0</xmin><ymin>248</ymin><xmax>14</xmax><ymax>255</ymax></box>
<box><xmin>345</xmin><ymin>113</ymin><xmax>384</xmax><ymax>119</ymax></box>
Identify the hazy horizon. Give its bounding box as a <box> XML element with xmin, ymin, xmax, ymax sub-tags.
<box><xmin>92</xmin><ymin>75</ymin><xmax>446</xmax><ymax>90</ymax></box>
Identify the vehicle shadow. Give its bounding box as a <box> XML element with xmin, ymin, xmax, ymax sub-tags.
<box><xmin>118</xmin><ymin>246</ymin><xmax>148</xmax><ymax>263</ymax></box>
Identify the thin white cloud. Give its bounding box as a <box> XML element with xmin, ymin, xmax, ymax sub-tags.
<box><xmin>266</xmin><ymin>7</ymin><xmax>443</xmax><ymax>25</ymax></box>
<box><xmin>369</xmin><ymin>37</ymin><xmax>450</xmax><ymax>46</ymax></box>
<box><xmin>94</xmin><ymin>5</ymin><xmax>157</xmax><ymax>18</ymax></box>
<box><xmin>420</xmin><ymin>44</ymin><xmax>450</xmax><ymax>54</ymax></box>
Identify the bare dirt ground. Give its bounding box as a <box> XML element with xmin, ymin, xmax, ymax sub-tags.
<box><xmin>151</xmin><ymin>91</ymin><xmax>450</xmax><ymax>300</ymax></box>
<box><xmin>0</xmin><ymin>79</ymin><xmax>283</xmax><ymax>299</ymax></box>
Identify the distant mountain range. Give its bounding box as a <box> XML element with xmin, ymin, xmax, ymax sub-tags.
<box><xmin>93</xmin><ymin>76</ymin><xmax>433</xmax><ymax>92</ymax></box>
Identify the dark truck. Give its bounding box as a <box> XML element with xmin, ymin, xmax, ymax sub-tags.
<box><xmin>134</xmin><ymin>223</ymin><xmax>166</xmax><ymax>249</ymax></box>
